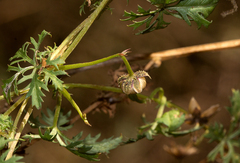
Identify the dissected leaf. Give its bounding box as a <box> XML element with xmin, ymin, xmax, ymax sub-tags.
<box><xmin>46</xmin><ymin>57</ymin><xmax>65</xmax><ymax>70</ymax></box>
<box><xmin>204</xmin><ymin>123</ymin><xmax>225</xmax><ymax>143</ymax></box>
<box><xmin>42</xmin><ymin>69</ymin><xmax>67</xmax><ymax>90</ymax></box>
<box><xmin>26</xmin><ymin>69</ymin><xmax>49</xmax><ymax>109</ymax></box>
<box><xmin>167</xmin><ymin>0</ymin><xmax>219</xmax><ymax>28</ymax></box>
<box><xmin>64</xmin><ymin>133</ymin><xmax>122</xmax><ymax>161</ymax></box>
<box><xmin>28</xmin><ymin>108</ymin><xmax>72</xmax><ymax>131</ymax></box>
<box><xmin>30</xmin><ymin>30</ymin><xmax>51</xmax><ymax>51</ymax></box>
<box><xmin>2</xmin><ymin>65</ymin><xmax>34</xmax><ymax>103</ymax></box>
<box><xmin>10</xmin><ymin>42</ymin><xmax>33</xmax><ymax>65</ymax></box>
<box><xmin>123</xmin><ymin>0</ymin><xmax>218</xmax><ymax>34</ymax></box>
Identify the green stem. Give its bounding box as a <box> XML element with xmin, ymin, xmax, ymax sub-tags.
<box><xmin>51</xmin><ymin>0</ymin><xmax>112</xmax><ymax>61</ymax></box>
<box><xmin>53</xmin><ymin>91</ymin><xmax>62</xmax><ymax>128</ymax></box>
<box><xmin>60</xmin><ymin>87</ymin><xmax>91</xmax><ymax>126</ymax></box>
<box><xmin>120</xmin><ymin>55</ymin><xmax>134</xmax><ymax>76</ymax></box>
<box><xmin>166</xmin><ymin>101</ymin><xmax>188</xmax><ymax>114</ymax></box>
<box><xmin>151</xmin><ymin>96</ymin><xmax>166</xmax><ymax>130</ymax></box>
<box><xmin>0</xmin><ymin>89</ymin><xmax>29</xmax><ymax>101</ymax></box>
<box><xmin>3</xmin><ymin>94</ymin><xmax>27</xmax><ymax>116</ymax></box>
<box><xmin>9</xmin><ymin>97</ymin><xmax>29</xmax><ymax>141</ymax></box>
<box><xmin>59</xmin><ymin>53</ymin><xmax>120</xmax><ymax>71</ymax></box>
<box><xmin>5</xmin><ymin>106</ymin><xmax>33</xmax><ymax>161</ymax></box>
<box><xmin>63</xmin><ymin>83</ymin><xmax>122</xmax><ymax>93</ymax></box>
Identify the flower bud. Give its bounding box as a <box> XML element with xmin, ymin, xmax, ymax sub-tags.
<box><xmin>117</xmin><ymin>70</ymin><xmax>151</xmax><ymax>94</ymax></box>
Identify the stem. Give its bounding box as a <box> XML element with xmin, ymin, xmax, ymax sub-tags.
<box><xmin>3</xmin><ymin>94</ymin><xmax>27</xmax><ymax>116</ymax></box>
<box><xmin>5</xmin><ymin>106</ymin><xmax>33</xmax><ymax>161</ymax></box>
<box><xmin>53</xmin><ymin>91</ymin><xmax>62</xmax><ymax>128</ymax></box>
<box><xmin>50</xmin><ymin>19</ymin><xmax>88</xmax><ymax>60</ymax></box>
<box><xmin>63</xmin><ymin>83</ymin><xmax>122</xmax><ymax>93</ymax></box>
<box><xmin>0</xmin><ymin>89</ymin><xmax>29</xmax><ymax>101</ymax></box>
<box><xmin>151</xmin><ymin>96</ymin><xmax>166</xmax><ymax>130</ymax></box>
<box><xmin>9</xmin><ymin>97</ymin><xmax>29</xmax><ymax>142</ymax></box>
<box><xmin>51</xmin><ymin>0</ymin><xmax>112</xmax><ymax>61</ymax></box>
<box><xmin>120</xmin><ymin>55</ymin><xmax>134</xmax><ymax>76</ymax></box>
<box><xmin>59</xmin><ymin>53</ymin><xmax>120</xmax><ymax>71</ymax></box>
<box><xmin>61</xmin><ymin>87</ymin><xmax>91</xmax><ymax>126</ymax></box>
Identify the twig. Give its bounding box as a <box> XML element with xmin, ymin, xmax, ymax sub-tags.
<box><xmin>221</xmin><ymin>0</ymin><xmax>238</xmax><ymax>17</ymax></box>
<box><xmin>146</xmin><ymin>39</ymin><xmax>240</xmax><ymax>69</ymax></box>
<box><xmin>66</xmin><ymin>39</ymin><xmax>240</xmax><ymax>75</ymax></box>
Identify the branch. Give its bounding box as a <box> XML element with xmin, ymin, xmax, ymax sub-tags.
<box><xmin>66</xmin><ymin>39</ymin><xmax>240</xmax><ymax>75</ymax></box>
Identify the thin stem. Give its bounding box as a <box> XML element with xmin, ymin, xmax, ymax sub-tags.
<box><xmin>151</xmin><ymin>96</ymin><xmax>166</xmax><ymax>130</ymax></box>
<box><xmin>50</xmin><ymin>19</ymin><xmax>88</xmax><ymax>60</ymax></box>
<box><xmin>51</xmin><ymin>0</ymin><xmax>112</xmax><ymax>61</ymax></box>
<box><xmin>63</xmin><ymin>83</ymin><xmax>122</xmax><ymax>93</ymax></box>
<box><xmin>53</xmin><ymin>91</ymin><xmax>62</xmax><ymax>128</ymax></box>
<box><xmin>0</xmin><ymin>89</ymin><xmax>29</xmax><ymax>101</ymax></box>
<box><xmin>5</xmin><ymin>106</ymin><xmax>33</xmax><ymax>161</ymax></box>
<box><xmin>3</xmin><ymin>94</ymin><xmax>27</xmax><ymax>116</ymax></box>
<box><xmin>61</xmin><ymin>39</ymin><xmax>240</xmax><ymax>73</ymax></box>
<box><xmin>59</xmin><ymin>53</ymin><xmax>120</xmax><ymax>71</ymax></box>
<box><xmin>120</xmin><ymin>55</ymin><xmax>134</xmax><ymax>76</ymax></box>
<box><xmin>61</xmin><ymin>87</ymin><xmax>91</xmax><ymax>126</ymax></box>
<box><xmin>9</xmin><ymin>97</ymin><xmax>29</xmax><ymax>143</ymax></box>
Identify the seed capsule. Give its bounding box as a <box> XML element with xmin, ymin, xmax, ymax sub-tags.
<box><xmin>117</xmin><ymin>70</ymin><xmax>151</xmax><ymax>94</ymax></box>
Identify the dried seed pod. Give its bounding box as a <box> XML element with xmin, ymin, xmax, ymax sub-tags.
<box><xmin>117</xmin><ymin>70</ymin><xmax>151</xmax><ymax>94</ymax></box>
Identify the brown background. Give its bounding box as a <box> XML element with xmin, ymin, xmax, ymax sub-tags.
<box><xmin>0</xmin><ymin>0</ymin><xmax>240</xmax><ymax>163</ymax></box>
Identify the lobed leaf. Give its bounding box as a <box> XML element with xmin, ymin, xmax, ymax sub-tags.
<box><xmin>64</xmin><ymin>133</ymin><xmax>122</xmax><ymax>161</ymax></box>
<box><xmin>26</xmin><ymin>69</ymin><xmax>49</xmax><ymax>109</ymax></box>
<box><xmin>42</xmin><ymin>69</ymin><xmax>67</xmax><ymax>90</ymax></box>
<box><xmin>9</xmin><ymin>42</ymin><xmax>33</xmax><ymax>65</ymax></box>
<box><xmin>28</xmin><ymin>108</ymin><xmax>72</xmax><ymax>131</ymax></box>
<box><xmin>167</xmin><ymin>0</ymin><xmax>219</xmax><ymax>28</ymax></box>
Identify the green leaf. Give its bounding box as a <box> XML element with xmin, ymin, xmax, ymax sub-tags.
<box><xmin>207</xmin><ymin>140</ymin><xmax>225</xmax><ymax>162</ymax></box>
<box><xmin>42</xmin><ymin>69</ymin><xmax>67</xmax><ymax>90</ymax></box>
<box><xmin>0</xmin><ymin>150</ymin><xmax>23</xmax><ymax>163</ymax></box>
<box><xmin>28</xmin><ymin>108</ymin><xmax>72</xmax><ymax>131</ymax></box>
<box><xmin>46</xmin><ymin>57</ymin><xmax>65</xmax><ymax>70</ymax></box>
<box><xmin>157</xmin><ymin>109</ymin><xmax>185</xmax><ymax>131</ymax></box>
<box><xmin>167</xmin><ymin>0</ymin><xmax>219</xmax><ymax>28</ymax></box>
<box><xmin>204</xmin><ymin>123</ymin><xmax>225</xmax><ymax>143</ymax></box>
<box><xmin>9</xmin><ymin>42</ymin><xmax>33</xmax><ymax>65</ymax></box>
<box><xmin>0</xmin><ymin>137</ymin><xmax>14</xmax><ymax>150</ymax></box>
<box><xmin>227</xmin><ymin>89</ymin><xmax>240</xmax><ymax>120</ymax></box>
<box><xmin>2</xmin><ymin>65</ymin><xmax>34</xmax><ymax>103</ymax></box>
<box><xmin>64</xmin><ymin>133</ymin><xmax>122</xmax><ymax>161</ymax></box>
<box><xmin>26</xmin><ymin>69</ymin><xmax>49</xmax><ymax>109</ymax></box>
<box><xmin>38</xmin><ymin>127</ymin><xmax>57</xmax><ymax>141</ymax></box>
<box><xmin>30</xmin><ymin>30</ymin><xmax>51</xmax><ymax>50</ymax></box>
<box><xmin>0</xmin><ymin>115</ymin><xmax>13</xmax><ymax>138</ymax></box>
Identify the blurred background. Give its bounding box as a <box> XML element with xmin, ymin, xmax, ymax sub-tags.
<box><xmin>0</xmin><ymin>0</ymin><xmax>239</xmax><ymax>162</ymax></box>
